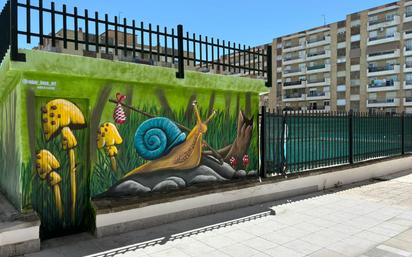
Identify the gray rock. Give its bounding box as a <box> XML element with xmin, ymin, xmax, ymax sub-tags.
<box><xmin>153</xmin><ymin>179</ymin><xmax>185</xmax><ymax>192</ymax></box>
<box><xmin>247</xmin><ymin>170</ymin><xmax>258</xmax><ymax>177</ymax></box>
<box><xmin>234</xmin><ymin>170</ymin><xmax>247</xmax><ymax>178</ymax></box>
<box><xmin>113</xmin><ymin>181</ymin><xmax>151</xmax><ymax>195</ymax></box>
<box><xmin>190</xmin><ymin>175</ymin><xmax>219</xmax><ymax>184</ymax></box>
<box><xmin>164</xmin><ymin>176</ymin><xmax>186</xmax><ymax>188</ymax></box>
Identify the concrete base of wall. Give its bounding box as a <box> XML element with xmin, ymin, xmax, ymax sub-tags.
<box><xmin>0</xmin><ymin>194</ymin><xmax>40</xmax><ymax>257</ymax></box>
<box><xmin>93</xmin><ymin>156</ymin><xmax>412</xmax><ymax>238</ymax></box>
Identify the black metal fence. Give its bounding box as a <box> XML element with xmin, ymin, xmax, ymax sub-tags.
<box><xmin>260</xmin><ymin>108</ymin><xmax>412</xmax><ymax>177</ymax></box>
<box><xmin>0</xmin><ymin>0</ymin><xmax>272</xmax><ymax>85</ymax></box>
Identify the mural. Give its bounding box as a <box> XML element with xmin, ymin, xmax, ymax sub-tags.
<box><xmin>0</xmin><ymin>49</ymin><xmax>264</xmax><ymax>238</ymax></box>
<box><xmin>92</xmin><ymin>92</ymin><xmax>257</xmax><ymax>198</ymax></box>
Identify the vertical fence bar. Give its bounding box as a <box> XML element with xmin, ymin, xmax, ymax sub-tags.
<box><xmin>186</xmin><ymin>32</ymin><xmax>189</xmax><ymax>66</ymax></box>
<box><xmin>211</xmin><ymin>38</ymin><xmax>214</xmax><ymax>70</ymax></box>
<box><xmin>281</xmin><ymin>111</ymin><xmax>287</xmax><ymax>174</ymax></box>
<box><xmin>402</xmin><ymin>112</ymin><xmax>405</xmax><ymax>155</ymax></box>
<box><xmin>26</xmin><ymin>0</ymin><xmax>31</xmax><ymax>44</ymax></box>
<box><xmin>39</xmin><ymin>0</ymin><xmax>43</xmax><ymax>46</ymax></box>
<box><xmin>63</xmin><ymin>4</ymin><xmax>67</xmax><ymax>49</ymax></box>
<box><xmin>156</xmin><ymin>25</ymin><xmax>160</xmax><ymax>62</ymax></box>
<box><xmin>74</xmin><ymin>7</ymin><xmax>78</xmax><ymax>50</ymax></box>
<box><xmin>104</xmin><ymin>14</ymin><xmax>108</xmax><ymax>54</ymax></box>
<box><xmin>176</xmin><ymin>24</ymin><xmax>184</xmax><ymax>79</ymax></box>
<box><xmin>140</xmin><ymin>21</ymin><xmax>144</xmax><ymax>57</ymax></box>
<box><xmin>51</xmin><ymin>2</ymin><xmax>55</xmax><ymax>47</ymax></box>
<box><xmin>265</xmin><ymin>45</ymin><xmax>272</xmax><ymax>87</ymax></box>
<box><xmin>171</xmin><ymin>28</ymin><xmax>175</xmax><ymax>64</ymax></box>
<box><xmin>148</xmin><ymin>23</ymin><xmax>152</xmax><ymax>60</ymax></box>
<box><xmin>10</xmin><ymin>0</ymin><xmax>25</xmax><ymax>61</ymax></box>
<box><xmin>85</xmin><ymin>9</ymin><xmax>89</xmax><ymax>52</ymax></box>
<box><xmin>114</xmin><ymin>16</ymin><xmax>118</xmax><ymax>55</ymax></box>
<box><xmin>192</xmin><ymin>33</ymin><xmax>196</xmax><ymax>66</ymax></box>
<box><xmin>199</xmin><ymin>35</ymin><xmax>202</xmax><ymax>68</ymax></box>
<box><xmin>95</xmin><ymin>12</ymin><xmax>99</xmax><ymax>53</ymax></box>
<box><xmin>348</xmin><ymin>110</ymin><xmax>353</xmax><ymax>164</ymax></box>
<box><xmin>227</xmin><ymin>41</ymin><xmax>231</xmax><ymax>73</ymax></box>
<box><xmin>132</xmin><ymin>20</ymin><xmax>136</xmax><ymax>59</ymax></box>
<box><xmin>222</xmin><ymin>40</ymin><xmax>225</xmax><ymax>71</ymax></box>
<box><xmin>164</xmin><ymin>27</ymin><xmax>168</xmax><ymax>63</ymax></box>
<box><xmin>205</xmin><ymin>36</ymin><xmax>208</xmax><ymax>69</ymax></box>
<box><xmin>123</xmin><ymin>18</ymin><xmax>127</xmax><ymax>57</ymax></box>
<box><xmin>260</xmin><ymin>106</ymin><xmax>266</xmax><ymax>177</ymax></box>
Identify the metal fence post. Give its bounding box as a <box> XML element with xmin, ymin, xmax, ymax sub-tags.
<box><xmin>259</xmin><ymin>106</ymin><xmax>266</xmax><ymax>178</ymax></box>
<box><xmin>401</xmin><ymin>111</ymin><xmax>405</xmax><ymax>155</ymax></box>
<box><xmin>280</xmin><ymin>111</ymin><xmax>287</xmax><ymax>173</ymax></box>
<box><xmin>348</xmin><ymin>110</ymin><xmax>353</xmax><ymax>164</ymax></box>
<box><xmin>10</xmin><ymin>0</ymin><xmax>25</xmax><ymax>61</ymax></box>
<box><xmin>265</xmin><ymin>45</ymin><xmax>272</xmax><ymax>87</ymax></box>
<box><xmin>176</xmin><ymin>24</ymin><xmax>184</xmax><ymax>79</ymax></box>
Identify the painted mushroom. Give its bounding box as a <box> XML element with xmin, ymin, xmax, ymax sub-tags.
<box><xmin>36</xmin><ymin>150</ymin><xmax>63</xmax><ymax>218</ymax></box>
<box><xmin>41</xmin><ymin>99</ymin><xmax>86</xmax><ymax>220</ymax></box>
<box><xmin>97</xmin><ymin>122</ymin><xmax>123</xmax><ymax>172</ymax></box>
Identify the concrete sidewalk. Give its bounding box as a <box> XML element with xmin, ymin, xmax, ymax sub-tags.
<box><xmin>24</xmin><ymin>170</ymin><xmax>412</xmax><ymax>257</ymax></box>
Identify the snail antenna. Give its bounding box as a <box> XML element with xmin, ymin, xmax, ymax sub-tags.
<box><xmin>192</xmin><ymin>100</ymin><xmax>202</xmax><ymax>124</ymax></box>
<box><xmin>205</xmin><ymin>110</ymin><xmax>216</xmax><ymax>124</ymax></box>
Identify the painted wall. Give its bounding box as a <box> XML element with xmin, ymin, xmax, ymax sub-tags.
<box><xmin>0</xmin><ymin>50</ymin><xmax>266</xmax><ymax>238</ymax></box>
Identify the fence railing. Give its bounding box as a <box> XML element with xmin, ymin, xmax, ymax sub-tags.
<box><xmin>260</xmin><ymin>108</ymin><xmax>412</xmax><ymax>177</ymax></box>
<box><xmin>0</xmin><ymin>0</ymin><xmax>271</xmax><ymax>85</ymax></box>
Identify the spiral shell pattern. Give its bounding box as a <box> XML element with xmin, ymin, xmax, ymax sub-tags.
<box><xmin>134</xmin><ymin>117</ymin><xmax>186</xmax><ymax>160</ymax></box>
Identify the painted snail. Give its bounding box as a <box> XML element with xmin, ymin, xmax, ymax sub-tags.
<box><xmin>134</xmin><ymin>117</ymin><xmax>187</xmax><ymax>160</ymax></box>
<box><xmin>125</xmin><ymin>101</ymin><xmax>216</xmax><ymax>177</ymax></box>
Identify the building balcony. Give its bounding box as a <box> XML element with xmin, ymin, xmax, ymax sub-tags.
<box><xmin>367</xmin><ymin>98</ymin><xmax>400</xmax><ymax>107</ymax></box>
<box><xmin>306</xmin><ymin>50</ymin><xmax>331</xmax><ymax>61</ymax></box>
<box><xmin>337</xmin><ymin>85</ymin><xmax>346</xmax><ymax>92</ymax></box>
<box><xmin>367</xmin><ymin>80</ymin><xmax>400</xmax><ymax>92</ymax></box>
<box><xmin>367</xmin><ymin>64</ymin><xmax>400</xmax><ymax>76</ymax></box>
<box><xmin>404</xmin><ymin>63</ymin><xmax>412</xmax><ymax>73</ymax></box>
<box><xmin>405</xmin><ymin>12</ymin><xmax>412</xmax><ymax>23</ymax></box>
<box><xmin>337</xmin><ymin>99</ymin><xmax>346</xmax><ymax>106</ymax></box>
<box><xmin>283</xmin><ymin>43</ymin><xmax>305</xmax><ymax>53</ymax></box>
<box><xmin>404</xmin><ymin>31</ymin><xmax>412</xmax><ymax>40</ymax></box>
<box><xmin>306</xmin><ymin>63</ymin><xmax>331</xmax><ymax>74</ymax></box>
<box><xmin>283</xmin><ymin>80</ymin><xmax>307</xmax><ymax>89</ymax></box>
<box><xmin>367</xmin><ymin>33</ymin><xmax>400</xmax><ymax>46</ymax></box>
<box><xmin>307</xmin><ymin>77</ymin><xmax>331</xmax><ymax>87</ymax></box>
<box><xmin>366</xmin><ymin>49</ymin><xmax>400</xmax><ymax>61</ymax></box>
<box><xmin>283</xmin><ymin>55</ymin><xmax>305</xmax><ymax>65</ymax></box>
<box><xmin>404</xmin><ymin>80</ymin><xmax>412</xmax><ymax>90</ymax></box>
<box><xmin>404</xmin><ymin>46</ymin><xmax>412</xmax><ymax>56</ymax></box>
<box><xmin>283</xmin><ymin>67</ymin><xmax>306</xmax><ymax>77</ymax></box>
<box><xmin>306</xmin><ymin>91</ymin><xmax>330</xmax><ymax>101</ymax></box>
<box><xmin>283</xmin><ymin>94</ymin><xmax>306</xmax><ymax>102</ymax></box>
<box><xmin>306</xmin><ymin>36</ymin><xmax>331</xmax><ymax>48</ymax></box>
<box><xmin>404</xmin><ymin>97</ymin><xmax>412</xmax><ymax>106</ymax></box>
<box><xmin>368</xmin><ymin>15</ymin><xmax>400</xmax><ymax>31</ymax></box>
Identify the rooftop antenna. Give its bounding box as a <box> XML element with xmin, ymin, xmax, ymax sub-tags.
<box><xmin>322</xmin><ymin>14</ymin><xmax>326</xmax><ymax>26</ymax></box>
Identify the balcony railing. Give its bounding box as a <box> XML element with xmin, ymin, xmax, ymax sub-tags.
<box><xmin>284</xmin><ymin>80</ymin><xmax>303</xmax><ymax>87</ymax></box>
<box><xmin>308</xmin><ymin>91</ymin><xmax>326</xmax><ymax>97</ymax></box>
<box><xmin>368</xmin><ymin>64</ymin><xmax>395</xmax><ymax>72</ymax></box>
<box><xmin>369</xmin><ymin>34</ymin><xmax>396</xmax><ymax>42</ymax></box>
<box><xmin>406</xmin><ymin>11</ymin><xmax>412</xmax><ymax>18</ymax></box>
<box><xmin>284</xmin><ymin>42</ymin><xmax>301</xmax><ymax>49</ymax></box>
<box><xmin>307</xmin><ymin>51</ymin><xmax>326</xmax><ymax>57</ymax></box>
<box><xmin>307</xmin><ymin>64</ymin><xmax>326</xmax><ymax>71</ymax></box>
<box><xmin>284</xmin><ymin>55</ymin><xmax>303</xmax><ymax>61</ymax></box>
<box><xmin>406</xmin><ymin>62</ymin><xmax>412</xmax><ymax>69</ymax></box>
<box><xmin>284</xmin><ymin>94</ymin><xmax>304</xmax><ymax>99</ymax></box>
<box><xmin>368</xmin><ymin>98</ymin><xmax>395</xmax><ymax>104</ymax></box>
<box><xmin>284</xmin><ymin>68</ymin><xmax>303</xmax><ymax>74</ymax></box>
<box><xmin>368</xmin><ymin>79</ymin><xmax>396</xmax><ymax>88</ymax></box>
<box><xmin>368</xmin><ymin>16</ymin><xmax>395</xmax><ymax>26</ymax></box>
<box><xmin>405</xmin><ymin>97</ymin><xmax>412</xmax><ymax>102</ymax></box>
<box><xmin>307</xmin><ymin>37</ymin><xmax>325</xmax><ymax>44</ymax></box>
<box><xmin>406</xmin><ymin>80</ymin><xmax>412</xmax><ymax>86</ymax></box>
<box><xmin>307</xmin><ymin>78</ymin><xmax>325</xmax><ymax>84</ymax></box>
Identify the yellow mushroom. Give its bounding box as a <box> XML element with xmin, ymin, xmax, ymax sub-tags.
<box><xmin>97</xmin><ymin>122</ymin><xmax>123</xmax><ymax>172</ymax></box>
<box><xmin>36</xmin><ymin>150</ymin><xmax>63</xmax><ymax>218</ymax></box>
<box><xmin>41</xmin><ymin>99</ymin><xmax>86</xmax><ymax>221</ymax></box>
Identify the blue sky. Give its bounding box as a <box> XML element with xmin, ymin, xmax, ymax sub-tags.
<box><xmin>3</xmin><ymin>0</ymin><xmax>394</xmax><ymax>46</ymax></box>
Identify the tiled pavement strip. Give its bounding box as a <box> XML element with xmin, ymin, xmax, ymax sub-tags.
<box><xmin>23</xmin><ymin>170</ymin><xmax>412</xmax><ymax>257</ymax></box>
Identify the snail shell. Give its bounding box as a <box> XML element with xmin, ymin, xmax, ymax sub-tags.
<box><xmin>134</xmin><ymin>117</ymin><xmax>186</xmax><ymax>160</ymax></box>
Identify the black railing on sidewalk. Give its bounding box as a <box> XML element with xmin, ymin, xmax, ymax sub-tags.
<box><xmin>260</xmin><ymin>108</ymin><xmax>412</xmax><ymax>177</ymax></box>
<box><xmin>0</xmin><ymin>0</ymin><xmax>271</xmax><ymax>85</ymax></box>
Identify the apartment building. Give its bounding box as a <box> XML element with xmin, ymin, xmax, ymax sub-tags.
<box><xmin>268</xmin><ymin>0</ymin><xmax>412</xmax><ymax>113</ymax></box>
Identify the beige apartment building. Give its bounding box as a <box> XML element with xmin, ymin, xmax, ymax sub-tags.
<box><xmin>267</xmin><ymin>0</ymin><xmax>412</xmax><ymax>113</ymax></box>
